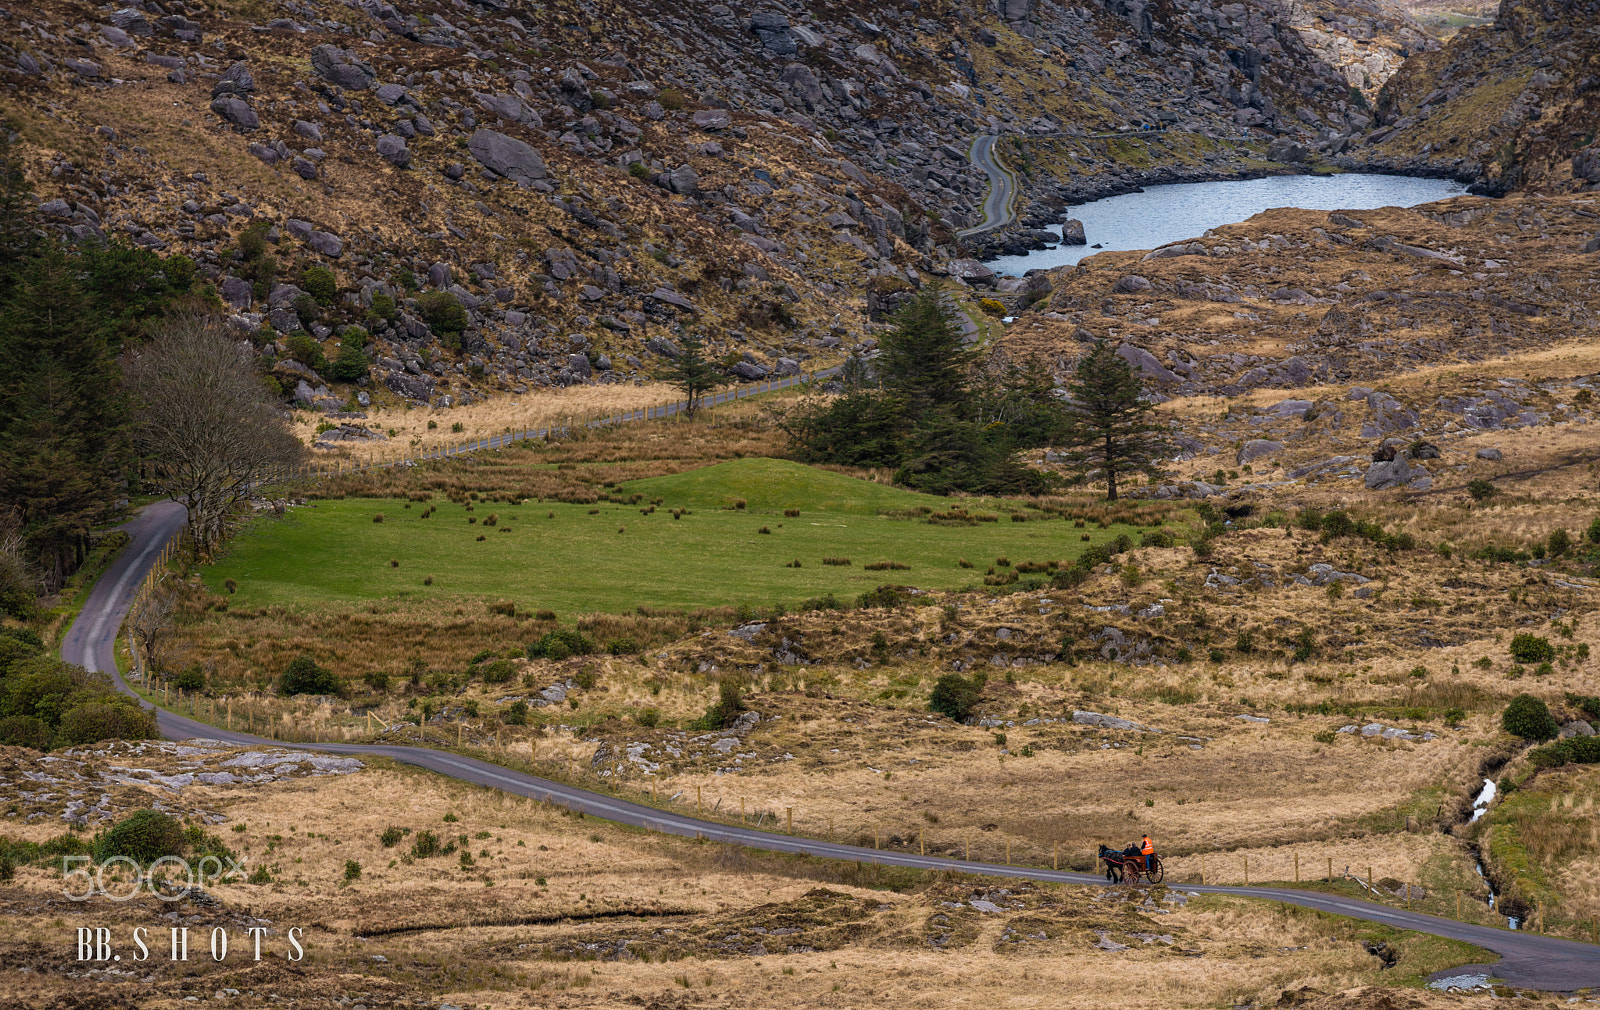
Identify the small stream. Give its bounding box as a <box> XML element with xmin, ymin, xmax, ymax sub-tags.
<box><xmin>1465</xmin><ymin>777</ymin><xmax>1518</xmax><ymax>930</ymax></box>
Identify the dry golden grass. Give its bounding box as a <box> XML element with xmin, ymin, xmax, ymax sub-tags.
<box><xmin>294</xmin><ymin>382</ymin><xmax>709</xmax><ymax>462</ymax></box>
<box><xmin>0</xmin><ymin>756</ymin><xmax>1510</xmax><ymax>1008</ymax></box>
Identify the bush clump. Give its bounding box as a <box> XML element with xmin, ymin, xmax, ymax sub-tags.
<box><xmin>94</xmin><ymin>809</ymin><xmax>186</xmax><ymax>865</ymax></box>
<box><xmin>1509</xmin><ymin>633</ymin><xmax>1555</xmax><ymax>665</ymax></box>
<box><xmin>279</xmin><ymin>654</ymin><xmax>340</xmax><ymax>696</ymax></box>
<box><xmin>526</xmin><ymin>629</ymin><xmax>596</xmax><ymax>661</ymax></box>
<box><xmin>1502</xmin><ymin>693</ymin><xmax>1558</xmax><ymax>742</ymax></box>
<box><xmin>929</xmin><ymin>672</ymin><xmax>987</xmax><ymax>722</ymax></box>
<box><xmin>57</xmin><ymin>702</ymin><xmax>158</xmax><ymax>746</ymax></box>
<box><xmin>691</xmin><ymin>679</ymin><xmax>746</xmax><ymax>730</ymax></box>
<box><xmin>1530</xmin><ymin>735</ymin><xmax>1600</xmax><ymax>768</ymax></box>
<box><xmin>379</xmin><ymin>826</ymin><xmax>404</xmax><ymax>847</ymax></box>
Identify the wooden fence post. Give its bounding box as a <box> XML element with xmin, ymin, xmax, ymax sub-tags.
<box><xmin>1327</xmin><ymin>857</ymin><xmax>1332</xmax><ymax>883</ymax></box>
<box><xmin>1244</xmin><ymin>855</ymin><xmax>1249</xmax><ymax>887</ymax></box>
<box><xmin>1054</xmin><ymin>842</ymin><xmax>1059</xmax><ymax>871</ymax></box>
<box><xmin>696</xmin><ymin>786</ymin><xmax>702</xmax><ymax>816</ymax></box>
<box><xmin>1294</xmin><ymin>852</ymin><xmax>1299</xmax><ymax>884</ymax></box>
<box><xmin>787</xmin><ymin>807</ymin><xmax>793</xmax><ymax>834</ymax></box>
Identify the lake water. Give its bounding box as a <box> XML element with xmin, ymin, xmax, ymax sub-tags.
<box><xmin>989</xmin><ymin>172</ymin><xmax>1471</xmax><ymax>276</ymax></box>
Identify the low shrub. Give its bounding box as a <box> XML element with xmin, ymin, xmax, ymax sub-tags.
<box><xmin>172</xmin><ymin>665</ymin><xmax>205</xmax><ymax>691</ymax></box>
<box><xmin>929</xmin><ymin>672</ymin><xmax>987</xmax><ymax>721</ymax></box>
<box><xmin>344</xmin><ymin>859</ymin><xmax>361</xmax><ymax>881</ymax></box>
<box><xmin>280</xmin><ymin>654</ymin><xmax>339</xmax><ymax>696</ymax></box>
<box><xmin>379</xmin><ymin>826</ymin><xmax>404</xmax><ymax>847</ymax></box>
<box><xmin>504</xmin><ymin>700</ymin><xmax>529</xmax><ymax>725</ymax></box>
<box><xmin>1502</xmin><ymin>693</ymin><xmax>1558</xmax><ymax>741</ymax></box>
<box><xmin>857</xmin><ymin>585</ymin><xmax>908</xmax><ymax>608</ymax></box>
<box><xmin>783</xmin><ymin>508</ymin><xmax>800</xmax><ymax>518</ymax></box>
<box><xmin>607</xmin><ymin>637</ymin><xmax>640</xmax><ymax>656</ymax></box>
<box><xmin>1530</xmin><ymin>736</ymin><xmax>1600</xmax><ymax>768</ymax></box>
<box><xmin>94</xmin><ymin>809</ymin><xmax>185</xmax><ymax>865</ymax></box>
<box><xmin>821</xmin><ymin>557</ymin><xmax>851</xmax><ymax>566</ymax></box>
<box><xmin>864</xmin><ymin>560</ymin><xmax>910</xmax><ymax>571</ymax></box>
<box><xmin>411</xmin><ymin>830</ymin><xmax>441</xmax><ymax>858</ymax></box>
<box><xmin>637</xmin><ymin>707</ymin><xmax>660</xmax><ymax>728</ymax></box>
<box><xmin>0</xmin><ymin>715</ymin><xmax>51</xmax><ymax>749</ymax></box>
<box><xmin>58</xmin><ymin>701</ymin><xmax>159</xmax><ymax>746</ymax></box>
<box><xmin>1510</xmin><ymin>633</ymin><xmax>1555</xmax><ymax>664</ymax></box>
<box><xmin>692</xmin><ymin>679</ymin><xmax>746</xmax><ymax>730</ymax></box>
<box><xmin>527</xmin><ymin>629</ymin><xmax>596</xmax><ymax>661</ymax></box>
<box><xmin>479</xmin><ymin>659</ymin><xmax>516</xmax><ymax>684</ymax></box>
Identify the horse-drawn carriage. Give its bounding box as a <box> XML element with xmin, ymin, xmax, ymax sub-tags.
<box><xmin>1098</xmin><ymin>843</ymin><xmax>1164</xmax><ymax>884</ymax></box>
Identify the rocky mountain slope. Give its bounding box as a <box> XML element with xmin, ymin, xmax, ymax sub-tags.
<box><xmin>0</xmin><ymin>0</ymin><xmax>1426</xmax><ymax>408</ymax></box>
<box><xmin>1354</xmin><ymin>0</ymin><xmax>1600</xmax><ymax>192</ymax></box>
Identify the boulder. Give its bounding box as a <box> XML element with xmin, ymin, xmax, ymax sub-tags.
<box><xmin>376</xmin><ymin>134</ymin><xmax>411</xmax><ymax>167</ymax></box>
<box><xmin>693</xmin><ymin>109</ymin><xmax>732</xmax><ymax>131</ymax></box>
<box><xmin>1560</xmin><ymin>720</ymin><xmax>1595</xmax><ymax>739</ymax></box>
<box><xmin>1574</xmin><ymin>145</ymin><xmax>1600</xmax><ymax>184</ymax></box>
<box><xmin>307</xmin><ymin>231</ymin><xmax>343</xmax><ymax>258</ymax></box>
<box><xmin>565</xmin><ymin>352</ymin><xmax>592</xmax><ymax>378</ymax></box>
<box><xmin>747</xmin><ymin>10</ymin><xmax>798</xmax><ymax>55</ymax></box>
<box><xmin>1115</xmin><ymin>344</ymin><xmax>1179</xmax><ymax>384</ymax></box>
<box><xmin>733</xmin><ymin>360</ymin><xmax>769</xmax><ymax>380</ymax></box>
<box><xmin>209</xmin><ymin>96</ymin><xmax>259</xmax><ymax>131</ymax></box>
<box><xmin>467</xmin><ymin>129</ymin><xmax>549</xmax><ymax>185</ymax></box>
<box><xmin>646</xmin><ymin>336</ymin><xmax>680</xmax><ymax>358</ymax></box>
<box><xmin>1112</xmin><ymin>274</ymin><xmax>1151</xmax><ymax>294</ymax></box>
<box><xmin>778</xmin><ymin>64</ymin><xmax>824</xmax><ymax>109</ymax></box>
<box><xmin>1061</xmin><ymin>219</ymin><xmax>1086</xmax><ymax>245</ymax></box>
<box><xmin>662</xmin><ymin>164</ymin><xmax>699</xmax><ymax>194</ymax></box>
<box><xmin>384</xmin><ymin>371</ymin><xmax>435</xmax><ymax>402</ymax></box>
<box><xmin>1475</xmin><ymin>447</ymin><xmax>1503</xmax><ymax>461</ymax></box>
<box><xmin>219</xmin><ymin>276</ymin><xmax>253</xmax><ymax>308</ymax></box>
<box><xmin>309</xmin><ymin>44</ymin><xmax>374</xmax><ymax>91</ymax></box>
<box><xmin>1365</xmin><ymin>458</ymin><xmax>1428</xmax><ymax>490</ymax></box>
<box><xmin>1237</xmin><ymin>439</ymin><xmax>1285</xmax><ymax>465</ymax></box>
<box><xmin>558</xmin><ymin>68</ymin><xmax>592</xmax><ymax>111</ymax></box>
<box><xmin>1267</xmin><ymin>137</ymin><xmax>1308</xmax><ymax>163</ymax></box>
<box><xmin>947</xmin><ymin>259</ymin><xmax>997</xmax><ymax>286</ymax></box>
<box><xmin>211</xmin><ymin>61</ymin><xmax>254</xmax><ymax>98</ymax></box>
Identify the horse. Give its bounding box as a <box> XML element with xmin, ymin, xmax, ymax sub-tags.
<box><xmin>1097</xmin><ymin>844</ymin><xmax>1128</xmax><ymax>883</ymax></box>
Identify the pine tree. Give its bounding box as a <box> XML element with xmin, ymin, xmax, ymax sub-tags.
<box><xmin>661</xmin><ymin>334</ymin><xmax>719</xmax><ymax>415</ymax></box>
<box><xmin>0</xmin><ymin>127</ymin><xmax>40</xmax><ymax>303</ymax></box>
<box><xmin>876</xmin><ymin>289</ymin><xmax>977</xmax><ymax>414</ymax></box>
<box><xmin>0</xmin><ymin>245</ymin><xmax>131</xmax><ymax>590</ymax></box>
<box><xmin>1056</xmin><ymin>341</ymin><xmax>1169</xmax><ymax>501</ymax></box>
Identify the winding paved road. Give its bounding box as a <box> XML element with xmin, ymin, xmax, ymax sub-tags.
<box><xmin>63</xmin><ymin>502</ymin><xmax>1600</xmax><ymax>989</ymax></box>
<box><xmin>957</xmin><ymin>134</ymin><xmax>1019</xmax><ymax>239</ymax></box>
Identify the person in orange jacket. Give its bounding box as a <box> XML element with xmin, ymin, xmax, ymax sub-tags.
<box><xmin>1140</xmin><ymin>834</ymin><xmax>1155</xmax><ymax>872</ymax></box>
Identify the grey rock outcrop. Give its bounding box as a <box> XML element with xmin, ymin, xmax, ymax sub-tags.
<box><xmin>1237</xmin><ymin>439</ymin><xmax>1284</xmax><ymax>465</ymax></box>
<box><xmin>1365</xmin><ymin>458</ymin><xmax>1429</xmax><ymax>490</ymax></box>
<box><xmin>747</xmin><ymin>10</ymin><xmax>798</xmax><ymax>56</ymax></box>
<box><xmin>467</xmin><ymin>129</ymin><xmax>549</xmax><ymax>185</ymax></box>
<box><xmin>209</xmin><ymin>96</ymin><xmax>259</xmax><ymax>131</ymax></box>
<box><xmin>310</xmin><ymin>44</ymin><xmax>374</xmax><ymax>91</ymax></box>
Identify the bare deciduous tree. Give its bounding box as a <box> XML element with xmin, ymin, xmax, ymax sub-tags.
<box><xmin>128</xmin><ymin>581</ymin><xmax>180</xmax><ymax>677</ymax></box>
<box><xmin>124</xmin><ymin>315</ymin><xmax>304</xmax><ymax>555</ymax></box>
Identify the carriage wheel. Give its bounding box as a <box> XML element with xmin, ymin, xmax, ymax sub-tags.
<box><xmin>1148</xmin><ymin>856</ymin><xmax>1164</xmax><ymax>884</ymax></box>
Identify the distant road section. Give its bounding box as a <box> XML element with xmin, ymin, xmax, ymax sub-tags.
<box><xmin>957</xmin><ymin>134</ymin><xmax>1018</xmax><ymax>238</ymax></box>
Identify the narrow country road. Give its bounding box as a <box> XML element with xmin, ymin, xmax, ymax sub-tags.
<box><xmin>957</xmin><ymin>134</ymin><xmax>1018</xmax><ymax>238</ymax></box>
<box><xmin>65</xmin><ymin>502</ymin><xmax>1600</xmax><ymax>989</ymax></box>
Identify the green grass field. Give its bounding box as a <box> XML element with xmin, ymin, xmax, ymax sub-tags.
<box><xmin>203</xmin><ymin>459</ymin><xmax>1133</xmax><ymax>614</ymax></box>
